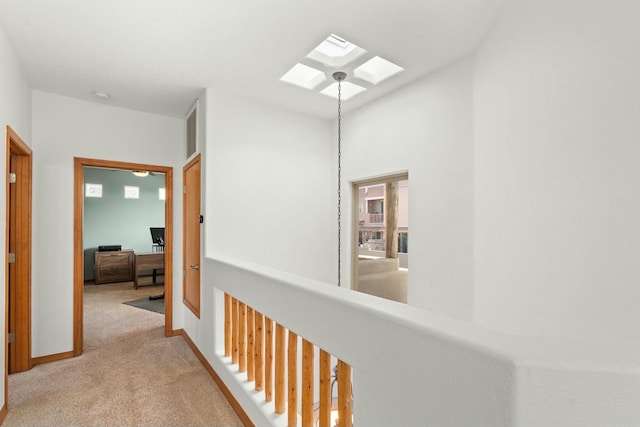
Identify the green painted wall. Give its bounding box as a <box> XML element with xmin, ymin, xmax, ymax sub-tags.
<box><xmin>83</xmin><ymin>167</ymin><xmax>165</xmax><ymax>280</ymax></box>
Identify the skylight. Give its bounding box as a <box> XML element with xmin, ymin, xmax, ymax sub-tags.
<box><xmin>306</xmin><ymin>34</ymin><xmax>366</xmax><ymax>68</ymax></box>
<box><xmin>320</xmin><ymin>81</ymin><xmax>366</xmax><ymax>101</ymax></box>
<box><xmin>279</xmin><ymin>63</ymin><xmax>326</xmax><ymax>90</ymax></box>
<box><xmin>354</xmin><ymin>56</ymin><xmax>404</xmax><ymax>85</ymax></box>
<box><xmin>279</xmin><ymin>34</ymin><xmax>404</xmax><ymax>101</ymax></box>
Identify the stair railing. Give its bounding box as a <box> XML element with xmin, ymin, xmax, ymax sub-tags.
<box><xmin>224</xmin><ymin>293</ymin><xmax>353</xmax><ymax>427</ymax></box>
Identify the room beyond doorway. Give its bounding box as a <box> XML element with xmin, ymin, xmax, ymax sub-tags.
<box><xmin>352</xmin><ymin>173</ymin><xmax>408</xmax><ymax>303</ymax></box>
<box><xmin>73</xmin><ymin>158</ymin><xmax>174</xmax><ymax>357</ymax></box>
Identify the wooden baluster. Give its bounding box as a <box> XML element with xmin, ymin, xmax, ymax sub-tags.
<box><xmin>247</xmin><ymin>307</ymin><xmax>255</xmax><ymax>382</ymax></box>
<box><xmin>301</xmin><ymin>340</ymin><xmax>314</xmax><ymax>427</ymax></box>
<box><xmin>239</xmin><ymin>302</ymin><xmax>247</xmax><ymax>372</ymax></box>
<box><xmin>224</xmin><ymin>294</ymin><xmax>232</xmax><ymax>358</ymax></box>
<box><xmin>288</xmin><ymin>331</ymin><xmax>298</xmax><ymax>427</ymax></box>
<box><xmin>275</xmin><ymin>323</ymin><xmax>286</xmax><ymax>414</ymax></box>
<box><xmin>318</xmin><ymin>350</ymin><xmax>332</xmax><ymax>427</ymax></box>
<box><xmin>265</xmin><ymin>317</ymin><xmax>274</xmax><ymax>402</ymax></box>
<box><xmin>336</xmin><ymin>360</ymin><xmax>352</xmax><ymax>427</ymax></box>
<box><xmin>255</xmin><ymin>311</ymin><xmax>264</xmax><ymax>391</ymax></box>
<box><xmin>231</xmin><ymin>298</ymin><xmax>239</xmax><ymax>364</ymax></box>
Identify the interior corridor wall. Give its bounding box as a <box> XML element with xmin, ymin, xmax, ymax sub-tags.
<box><xmin>340</xmin><ymin>57</ymin><xmax>474</xmax><ymax>321</ymax></box>
<box><xmin>203</xmin><ymin>91</ymin><xmax>335</xmax><ymax>283</ymax></box>
<box><xmin>473</xmin><ymin>0</ymin><xmax>640</xmax><ymax>340</ymax></box>
<box><xmin>31</xmin><ymin>91</ymin><xmax>184</xmax><ymax>357</ymax></box>
<box><xmin>0</xmin><ymin>22</ymin><xmax>32</xmax><ymax>412</ymax></box>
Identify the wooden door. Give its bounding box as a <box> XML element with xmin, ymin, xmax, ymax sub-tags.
<box><xmin>183</xmin><ymin>154</ymin><xmax>201</xmax><ymax>317</ymax></box>
<box><xmin>5</xmin><ymin>126</ymin><xmax>33</xmax><ymax>375</ymax></box>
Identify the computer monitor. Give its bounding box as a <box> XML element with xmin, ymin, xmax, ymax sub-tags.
<box><xmin>150</xmin><ymin>227</ymin><xmax>165</xmax><ymax>246</ymax></box>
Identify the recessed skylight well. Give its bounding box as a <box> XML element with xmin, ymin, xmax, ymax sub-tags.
<box><xmin>320</xmin><ymin>81</ymin><xmax>366</xmax><ymax>101</ymax></box>
<box><xmin>307</xmin><ymin>34</ymin><xmax>366</xmax><ymax>68</ymax></box>
<box><xmin>280</xmin><ymin>63</ymin><xmax>326</xmax><ymax>89</ymax></box>
<box><xmin>354</xmin><ymin>56</ymin><xmax>404</xmax><ymax>85</ymax></box>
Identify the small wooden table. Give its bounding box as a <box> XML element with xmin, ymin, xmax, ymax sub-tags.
<box><xmin>134</xmin><ymin>252</ymin><xmax>164</xmax><ymax>289</ymax></box>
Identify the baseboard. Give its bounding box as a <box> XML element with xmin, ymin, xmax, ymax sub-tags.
<box><xmin>0</xmin><ymin>402</ymin><xmax>7</xmax><ymax>424</ymax></box>
<box><xmin>176</xmin><ymin>329</ymin><xmax>254</xmax><ymax>427</ymax></box>
<box><xmin>32</xmin><ymin>350</ymin><xmax>75</xmax><ymax>366</ymax></box>
<box><xmin>170</xmin><ymin>328</ymin><xmax>185</xmax><ymax>337</ymax></box>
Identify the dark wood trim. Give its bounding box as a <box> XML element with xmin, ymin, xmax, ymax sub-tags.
<box><xmin>73</xmin><ymin>158</ymin><xmax>84</xmax><ymax>356</ymax></box>
<box><xmin>177</xmin><ymin>329</ymin><xmax>254</xmax><ymax>427</ymax></box>
<box><xmin>164</xmin><ymin>167</ymin><xmax>174</xmax><ymax>337</ymax></box>
<box><xmin>32</xmin><ymin>350</ymin><xmax>74</xmax><ymax>366</ymax></box>
<box><xmin>73</xmin><ymin>157</ymin><xmax>174</xmax><ymax>357</ymax></box>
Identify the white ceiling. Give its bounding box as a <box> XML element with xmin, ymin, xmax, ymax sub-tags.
<box><xmin>0</xmin><ymin>0</ymin><xmax>507</xmax><ymax>119</ymax></box>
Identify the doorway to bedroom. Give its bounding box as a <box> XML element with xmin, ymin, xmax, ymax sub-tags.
<box><xmin>73</xmin><ymin>157</ymin><xmax>174</xmax><ymax>357</ymax></box>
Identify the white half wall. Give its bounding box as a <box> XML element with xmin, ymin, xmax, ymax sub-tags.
<box><xmin>0</xmin><ymin>22</ymin><xmax>32</xmax><ymax>411</ymax></box>
<box><xmin>473</xmin><ymin>0</ymin><xmax>640</xmax><ymax>340</ymax></box>
<box><xmin>341</xmin><ymin>57</ymin><xmax>475</xmax><ymax>321</ymax></box>
<box><xmin>208</xmin><ymin>255</ymin><xmax>640</xmax><ymax>427</ymax></box>
<box><xmin>31</xmin><ymin>91</ymin><xmax>184</xmax><ymax>357</ymax></box>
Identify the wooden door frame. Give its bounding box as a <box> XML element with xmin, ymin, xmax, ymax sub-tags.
<box><xmin>73</xmin><ymin>157</ymin><xmax>174</xmax><ymax>357</ymax></box>
<box><xmin>4</xmin><ymin>126</ymin><xmax>33</xmax><ymax>403</ymax></box>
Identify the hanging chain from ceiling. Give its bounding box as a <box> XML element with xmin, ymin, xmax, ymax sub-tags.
<box><xmin>334</xmin><ymin>72</ymin><xmax>345</xmax><ymax>288</ymax></box>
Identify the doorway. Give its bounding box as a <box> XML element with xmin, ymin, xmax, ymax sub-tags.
<box><xmin>5</xmin><ymin>126</ymin><xmax>33</xmax><ymax>380</ymax></box>
<box><xmin>352</xmin><ymin>173</ymin><xmax>409</xmax><ymax>303</ymax></box>
<box><xmin>73</xmin><ymin>158</ymin><xmax>174</xmax><ymax>357</ymax></box>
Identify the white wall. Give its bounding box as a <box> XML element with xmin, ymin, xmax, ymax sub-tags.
<box><xmin>341</xmin><ymin>57</ymin><xmax>475</xmax><ymax>321</ymax></box>
<box><xmin>473</xmin><ymin>0</ymin><xmax>640</xmax><ymax>340</ymax></box>
<box><xmin>83</xmin><ymin>168</ymin><xmax>166</xmax><ymax>280</ymax></box>
<box><xmin>0</xmin><ymin>28</ymin><xmax>31</xmax><ymax>141</ymax></box>
<box><xmin>0</xmin><ymin>22</ymin><xmax>32</xmax><ymax>411</ymax></box>
<box><xmin>204</xmin><ymin>91</ymin><xmax>334</xmax><ymax>283</ymax></box>
<box><xmin>31</xmin><ymin>91</ymin><xmax>184</xmax><ymax>356</ymax></box>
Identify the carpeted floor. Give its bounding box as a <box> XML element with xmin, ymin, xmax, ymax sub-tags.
<box><xmin>3</xmin><ymin>281</ymin><xmax>243</xmax><ymax>427</ymax></box>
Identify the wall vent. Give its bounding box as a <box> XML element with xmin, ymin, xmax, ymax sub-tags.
<box><xmin>186</xmin><ymin>101</ymin><xmax>198</xmax><ymax>159</ymax></box>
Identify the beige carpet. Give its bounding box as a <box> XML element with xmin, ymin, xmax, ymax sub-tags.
<box><xmin>3</xmin><ymin>282</ymin><xmax>243</xmax><ymax>427</ymax></box>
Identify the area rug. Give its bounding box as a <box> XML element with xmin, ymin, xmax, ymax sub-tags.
<box><xmin>123</xmin><ymin>296</ymin><xmax>164</xmax><ymax>314</ymax></box>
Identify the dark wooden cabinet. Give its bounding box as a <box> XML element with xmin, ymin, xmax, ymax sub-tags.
<box><xmin>94</xmin><ymin>250</ymin><xmax>134</xmax><ymax>284</ymax></box>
